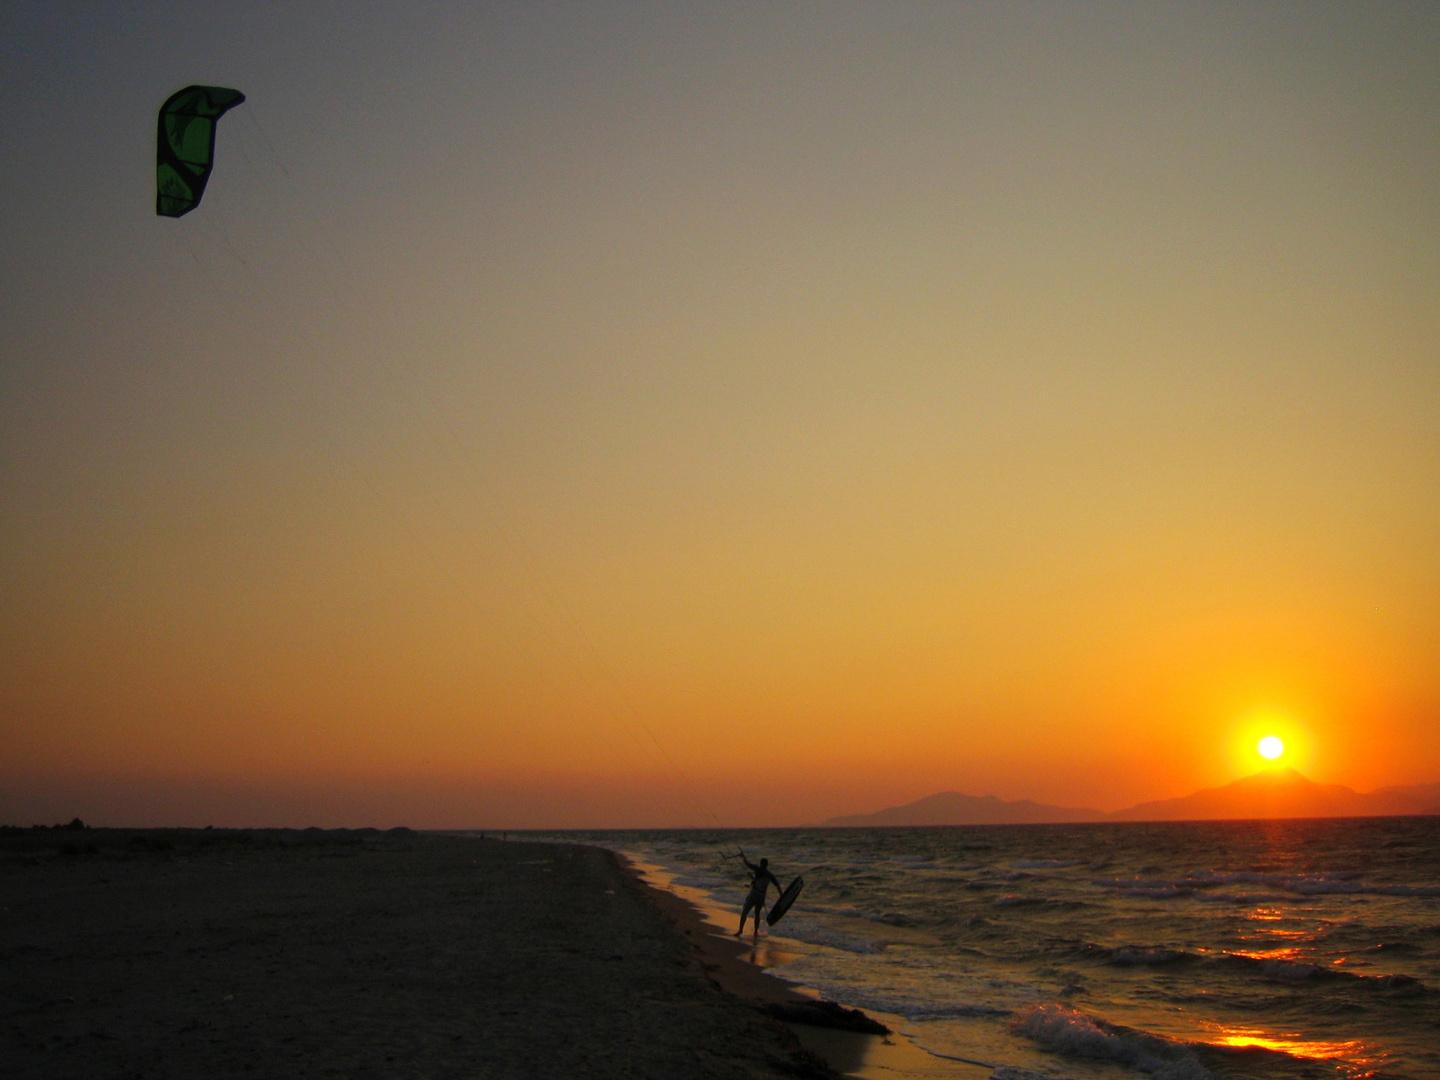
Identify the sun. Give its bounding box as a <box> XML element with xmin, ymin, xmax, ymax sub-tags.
<box><xmin>1229</xmin><ymin>708</ymin><xmax>1312</xmax><ymax>776</ymax></box>
<box><xmin>1257</xmin><ymin>735</ymin><xmax>1285</xmax><ymax>761</ymax></box>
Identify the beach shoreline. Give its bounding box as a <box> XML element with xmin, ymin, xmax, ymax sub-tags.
<box><xmin>607</xmin><ymin>844</ymin><xmax>990</xmax><ymax>1080</ymax></box>
<box><xmin>608</xmin><ymin>848</ymin><xmax>899</xmax><ymax>1078</ymax></box>
<box><xmin>1</xmin><ymin>826</ymin><xmax>849</xmax><ymax>1079</ymax></box>
<box><xmin>610</xmin><ymin>847</ymin><xmax>818</xmax><ymax>1005</ymax></box>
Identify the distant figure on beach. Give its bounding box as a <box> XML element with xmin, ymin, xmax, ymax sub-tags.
<box><xmin>735</xmin><ymin>849</ymin><xmax>782</xmax><ymax>937</ymax></box>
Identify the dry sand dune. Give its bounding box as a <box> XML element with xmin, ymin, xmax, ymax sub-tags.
<box><xmin>1</xmin><ymin>828</ymin><xmax>845</xmax><ymax>1079</ymax></box>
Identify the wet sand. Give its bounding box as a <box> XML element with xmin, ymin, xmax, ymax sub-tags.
<box><xmin>0</xmin><ymin>828</ymin><xmax>842</xmax><ymax>1079</ymax></box>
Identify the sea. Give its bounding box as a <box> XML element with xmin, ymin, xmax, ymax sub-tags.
<box><xmin>529</xmin><ymin>818</ymin><xmax>1440</xmax><ymax>1080</ymax></box>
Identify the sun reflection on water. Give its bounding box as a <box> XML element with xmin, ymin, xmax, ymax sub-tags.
<box><xmin>1234</xmin><ymin>906</ymin><xmax>1321</xmax><ymax>960</ymax></box>
<box><xmin>1206</xmin><ymin>1024</ymin><xmax>1385</xmax><ymax>1077</ymax></box>
<box><xmin>1228</xmin><ymin>945</ymin><xmax>1308</xmax><ymax>961</ymax></box>
<box><xmin>1245</xmin><ymin>907</ymin><xmax>1286</xmax><ymax>922</ymax></box>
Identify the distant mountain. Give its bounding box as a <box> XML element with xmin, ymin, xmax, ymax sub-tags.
<box><xmin>1371</xmin><ymin>782</ymin><xmax>1440</xmax><ymax>814</ymax></box>
<box><xmin>822</xmin><ymin>791</ymin><xmax>1105</xmax><ymax>827</ymax></box>
<box><xmin>822</xmin><ymin>770</ymin><xmax>1440</xmax><ymax>827</ymax></box>
<box><xmin>1108</xmin><ymin>768</ymin><xmax>1432</xmax><ymax>822</ymax></box>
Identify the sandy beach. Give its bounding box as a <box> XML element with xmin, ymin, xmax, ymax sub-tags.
<box><xmin>1</xmin><ymin>827</ymin><xmax>857</xmax><ymax>1079</ymax></box>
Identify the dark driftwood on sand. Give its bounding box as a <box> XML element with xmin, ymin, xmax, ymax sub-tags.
<box><xmin>764</xmin><ymin>999</ymin><xmax>892</xmax><ymax>1035</ymax></box>
<box><xmin>0</xmin><ymin>828</ymin><xmax>835</xmax><ymax>1079</ymax></box>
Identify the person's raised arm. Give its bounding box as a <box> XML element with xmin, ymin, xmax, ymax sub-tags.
<box><xmin>738</xmin><ymin>848</ymin><xmax>758</xmax><ymax>874</ymax></box>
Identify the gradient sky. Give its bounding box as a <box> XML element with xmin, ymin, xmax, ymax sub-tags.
<box><xmin>3</xmin><ymin>2</ymin><xmax>1438</xmax><ymax>827</ymax></box>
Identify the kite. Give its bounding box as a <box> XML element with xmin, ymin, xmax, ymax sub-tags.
<box><xmin>156</xmin><ymin>85</ymin><xmax>246</xmax><ymax>217</ymax></box>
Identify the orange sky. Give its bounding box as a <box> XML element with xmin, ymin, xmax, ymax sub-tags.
<box><xmin>2</xmin><ymin>3</ymin><xmax>1438</xmax><ymax>827</ymax></box>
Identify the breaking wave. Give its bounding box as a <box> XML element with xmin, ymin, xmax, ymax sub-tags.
<box><xmin>1015</xmin><ymin>1004</ymin><xmax>1212</xmax><ymax>1080</ymax></box>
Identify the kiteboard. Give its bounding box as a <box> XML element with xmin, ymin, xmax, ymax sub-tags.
<box><xmin>766</xmin><ymin>875</ymin><xmax>804</xmax><ymax>926</ymax></box>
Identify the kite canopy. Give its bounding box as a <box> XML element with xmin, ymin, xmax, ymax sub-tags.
<box><xmin>156</xmin><ymin>85</ymin><xmax>246</xmax><ymax>218</ymax></box>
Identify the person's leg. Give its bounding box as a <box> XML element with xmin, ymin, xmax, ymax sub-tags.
<box><xmin>736</xmin><ymin>897</ymin><xmax>756</xmax><ymax>936</ymax></box>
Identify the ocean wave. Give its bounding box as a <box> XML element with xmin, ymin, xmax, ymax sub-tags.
<box><xmin>994</xmin><ymin>895</ymin><xmax>1085</xmax><ymax>909</ymax></box>
<box><xmin>1063</xmin><ymin>941</ymin><xmax>1196</xmax><ymax>966</ymax></box>
<box><xmin>1184</xmin><ymin>870</ymin><xmax>1440</xmax><ymax>898</ymax></box>
<box><xmin>913</xmin><ymin>1004</ymin><xmax>1017</xmax><ymax>1022</ymax></box>
<box><xmin>1253</xmin><ymin>958</ymin><xmax>1324</xmax><ymax>981</ymax></box>
<box><xmin>877</xmin><ymin>911</ymin><xmax>920</xmax><ymax>927</ymax></box>
<box><xmin>803</xmin><ymin>904</ymin><xmax>925</xmax><ymax>928</ymax></box>
<box><xmin>1110</xmin><ymin>947</ymin><xmax>1192</xmax><ymax>966</ymax></box>
<box><xmin>782</xmin><ymin>925</ymin><xmax>886</xmax><ymax>954</ymax></box>
<box><xmin>1015</xmin><ymin>1004</ymin><xmax>1211</xmax><ymax>1080</ymax></box>
<box><xmin>627</xmin><ymin>822</ymin><xmax>1438</xmax><ymax>1079</ymax></box>
<box><xmin>778</xmin><ymin>975</ymin><xmax>1014</xmax><ymax>1023</ymax></box>
<box><xmin>1090</xmin><ymin>868</ymin><xmax>1440</xmax><ymax>901</ymax></box>
<box><xmin>1370</xmin><ymin>973</ymin><xmax>1423</xmax><ymax>989</ymax></box>
<box><xmin>1329</xmin><ymin>882</ymin><xmax>1440</xmax><ymax>897</ymax></box>
<box><xmin>1212</xmin><ymin>952</ymin><xmax>1425</xmax><ymax>989</ymax></box>
<box><xmin>927</xmin><ymin>874</ymin><xmax>981</xmax><ymax>887</ymax></box>
<box><xmin>1187</xmin><ymin>870</ymin><xmax>1360</xmax><ymax>887</ymax></box>
<box><xmin>809</xmin><ymin>904</ymin><xmax>868</xmax><ymax>918</ymax></box>
<box><xmin>1100</xmin><ymin>882</ymin><xmax>1194</xmax><ymax>899</ymax></box>
<box><xmin>1365</xmin><ymin>941</ymin><xmax>1419</xmax><ymax>953</ymax></box>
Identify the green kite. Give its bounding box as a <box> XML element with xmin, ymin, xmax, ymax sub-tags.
<box><xmin>156</xmin><ymin>85</ymin><xmax>246</xmax><ymax>218</ymax></box>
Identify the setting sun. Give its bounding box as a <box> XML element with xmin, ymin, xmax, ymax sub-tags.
<box><xmin>1228</xmin><ymin>707</ymin><xmax>1316</xmax><ymax>778</ymax></box>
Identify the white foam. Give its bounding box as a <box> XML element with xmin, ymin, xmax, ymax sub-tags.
<box><xmin>1015</xmin><ymin>1005</ymin><xmax>1211</xmax><ymax>1080</ymax></box>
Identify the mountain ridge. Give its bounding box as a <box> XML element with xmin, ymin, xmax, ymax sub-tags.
<box><xmin>821</xmin><ymin>769</ymin><xmax>1440</xmax><ymax>826</ymax></box>
<box><xmin>823</xmin><ymin>790</ymin><xmax>1105</xmax><ymax>827</ymax></box>
<box><xmin>1106</xmin><ymin>768</ymin><xmax>1435</xmax><ymax>822</ymax></box>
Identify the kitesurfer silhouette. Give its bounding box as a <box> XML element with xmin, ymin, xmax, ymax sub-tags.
<box><xmin>735</xmin><ymin>849</ymin><xmax>782</xmax><ymax>937</ymax></box>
